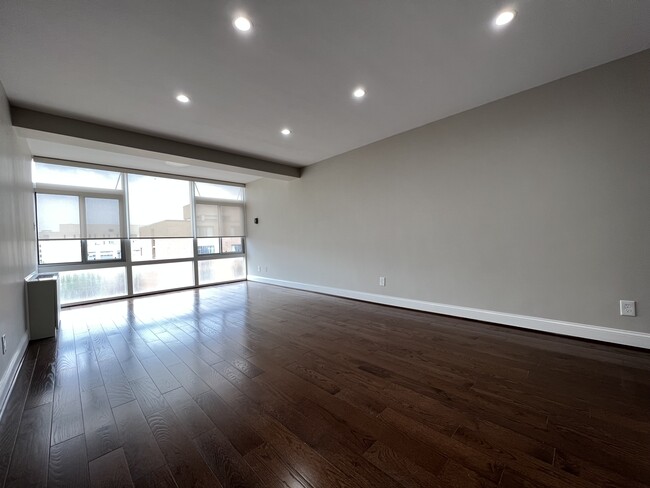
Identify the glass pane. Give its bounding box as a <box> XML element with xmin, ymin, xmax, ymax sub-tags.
<box><xmin>85</xmin><ymin>198</ymin><xmax>121</xmax><ymax>238</ymax></box>
<box><xmin>38</xmin><ymin>240</ymin><xmax>82</xmax><ymax>264</ymax></box>
<box><xmin>130</xmin><ymin>238</ymin><xmax>194</xmax><ymax>262</ymax></box>
<box><xmin>128</xmin><ymin>174</ymin><xmax>192</xmax><ymax>237</ymax></box>
<box><xmin>195</xmin><ymin>204</ymin><xmax>244</xmax><ymax>237</ymax></box>
<box><xmin>194</xmin><ymin>181</ymin><xmax>244</xmax><ymax>201</ymax></box>
<box><xmin>197</xmin><ymin>238</ymin><xmax>220</xmax><ymax>255</ymax></box>
<box><xmin>133</xmin><ymin>261</ymin><xmax>195</xmax><ymax>294</ymax></box>
<box><xmin>33</xmin><ymin>162</ymin><xmax>122</xmax><ymax>190</ymax></box>
<box><xmin>59</xmin><ymin>267</ymin><xmax>127</xmax><ymax>305</ymax></box>
<box><xmin>36</xmin><ymin>193</ymin><xmax>80</xmax><ymax>239</ymax></box>
<box><xmin>220</xmin><ymin>206</ymin><xmax>245</xmax><ymax>236</ymax></box>
<box><xmin>222</xmin><ymin>237</ymin><xmax>243</xmax><ymax>253</ymax></box>
<box><xmin>195</xmin><ymin>204</ymin><xmax>219</xmax><ymax>237</ymax></box>
<box><xmin>87</xmin><ymin>239</ymin><xmax>122</xmax><ymax>261</ymax></box>
<box><xmin>198</xmin><ymin>257</ymin><xmax>246</xmax><ymax>285</ymax></box>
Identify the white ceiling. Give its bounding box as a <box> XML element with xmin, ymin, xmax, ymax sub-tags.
<box><xmin>1</xmin><ymin>0</ymin><xmax>650</xmax><ymax>170</ymax></box>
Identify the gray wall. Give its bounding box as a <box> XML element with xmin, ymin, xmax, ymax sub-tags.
<box><xmin>247</xmin><ymin>49</ymin><xmax>650</xmax><ymax>334</ymax></box>
<box><xmin>0</xmin><ymin>80</ymin><xmax>35</xmax><ymax>386</ymax></box>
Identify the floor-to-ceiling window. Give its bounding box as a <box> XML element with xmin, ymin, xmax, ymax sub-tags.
<box><xmin>33</xmin><ymin>159</ymin><xmax>246</xmax><ymax>305</ymax></box>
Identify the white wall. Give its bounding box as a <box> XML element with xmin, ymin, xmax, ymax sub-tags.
<box><xmin>0</xmin><ymin>79</ymin><xmax>36</xmax><ymax>408</ymax></box>
<box><xmin>247</xmin><ymin>49</ymin><xmax>650</xmax><ymax>344</ymax></box>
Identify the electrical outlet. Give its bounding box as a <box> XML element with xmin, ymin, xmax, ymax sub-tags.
<box><xmin>379</xmin><ymin>276</ymin><xmax>386</xmax><ymax>287</ymax></box>
<box><xmin>256</xmin><ymin>266</ymin><xmax>262</xmax><ymax>272</ymax></box>
<box><xmin>1</xmin><ymin>335</ymin><xmax>6</xmax><ymax>355</ymax></box>
<box><xmin>620</xmin><ymin>300</ymin><xmax>636</xmax><ymax>317</ymax></box>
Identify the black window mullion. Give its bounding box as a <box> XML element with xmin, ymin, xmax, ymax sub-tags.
<box><xmin>81</xmin><ymin>239</ymin><xmax>88</xmax><ymax>264</ymax></box>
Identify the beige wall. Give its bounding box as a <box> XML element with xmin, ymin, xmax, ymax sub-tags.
<box><xmin>247</xmin><ymin>49</ymin><xmax>650</xmax><ymax>336</ymax></box>
<box><xmin>0</xmin><ymin>79</ymin><xmax>36</xmax><ymax>395</ymax></box>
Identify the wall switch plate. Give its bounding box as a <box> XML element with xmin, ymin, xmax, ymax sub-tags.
<box><xmin>620</xmin><ymin>300</ymin><xmax>636</xmax><ymax>317</ymax></box>
<box><xmin>379</xmin><ymin>276</ymin><xmax>386</xmax><ymax>287</ymax></box>
<box><xmin>1</xmin><ymin>335</ymin><xmax>6</xmax><ymax>355</ymax></box>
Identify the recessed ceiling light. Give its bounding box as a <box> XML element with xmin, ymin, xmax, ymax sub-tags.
<box><xmin>280</xmin><ymin>128</ymin><xmax>291</xmax><ymax>136</ymax></box>
<box><xmin>233</xmin><ymin>16</ymin><xmax>252</xmax><ymax>32</ymax></box>
<box><xmin>494</xmin><ymin>10</ymin><xmax>516</xmax><ymax>26</ymax></box>
<box><xmin>353</xmin><ymin>87</ymin><xmax>366</xmax><ymax>99</ymax></box>
<box><xmin>176</xmin><ymin>93</ymin><xmax>190</xmax><ymax>103</ymax></box>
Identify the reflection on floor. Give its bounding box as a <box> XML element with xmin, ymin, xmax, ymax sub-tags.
<box><xmin>1</xmin><ymin>281</ymin><xmax>650</xmax><ymax>487</ymax></box>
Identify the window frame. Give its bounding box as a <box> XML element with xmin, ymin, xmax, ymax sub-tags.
<box><xmin>33</xmin><ymin>158</ymin><xmax>248</xmax><ymax>306</ymax></box>
<box><xmin>195</xmin><ymin>237</ymin><xmax>246</xmax><ymax>257</ymax></box>
<box><xmin>35</xmin><ymin>188</ymin><xmax>127</xmax><ymax>267</ymax></box>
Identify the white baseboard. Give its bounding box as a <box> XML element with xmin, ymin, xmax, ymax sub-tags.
<box><xmin>247</xmin><ymin>275</ymin><xmax>650</xmax><ymax>350</ymax></box>
<box><xmin>0</xmin><ymin>332</ymin><xmax>29</xmax><ymax>419</ymax></box>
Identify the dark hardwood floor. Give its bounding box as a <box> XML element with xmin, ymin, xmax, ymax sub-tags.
<box><xmin>1</xmin><ymin>281</ymin><xmax>649</xmax><ymax>487</ymax></box>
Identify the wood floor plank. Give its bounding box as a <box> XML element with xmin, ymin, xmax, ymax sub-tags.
<box><xmin>80</xmin><ymin>385</ymin><xmax>121</xmax><ymax>461</ymax></box>
<box><xmin>378</xmin><ymin>407</ymin><xmax>503</xmax><ymax>483</ymax></box>
<box><xmin>24</xmin><ymin>340</ymin><xmax>57</xmax><ymax>409</ymax></box>
<box><xmin>162</xmin><ymin>332</ymin><xmax>222</xmax><ymax>366</ymax></box>
<box><xmin>437</xmin><ymin>460</ymin><xmax>499</xmax><ymax>488</ymax></box>
<box><xmin>119</xmin><ymin>356</ymin><xmax>149</xmax><ymax>382</ymax></box>
<box><xmin>47</xmin><ymin>434</ymin><xmax>90</xmax><ymax>487</ymax></box>
<box><xmin>553</xmin><ymin>448</ymin><xmax>650</xmax><ymax>488</ymax></box>
<box><xmin>74</xmin><ymin>331</ymin><xmax>94</xmax><ymax>356</ymax></box>
<box><xmin>139</xmin><ymin>356</ymin><xmax>181</xmax><ymax>393</ymax></box>
<box><xmin>163</xmin><ymin>387</ymin><xmax>215</xmax><ymax>439</ymax></box>
<box><xmin>452</xmin><ymin>421</ymin><xmax>593</xmax><ymax>488</ymax></box>
<box><xmin>243</xmin><ymin>443</ymin><xmax>313</xmax><ymax>488</ymax></box>
<box><xmin>55</xmin><ymin>328</ymin><xmax>77</xmax><ymax>371</ymax></box>
<box><xmin>106</xmin><ymin>333</ymin><xmax>136</xmax><ymax>362</ymax></box>
<box><xmin>284</xmin><ymin>361</ymin><xmax>341</xmax><ymax>395</ymax></box>
<box><xmin>98</xmin><ymin>357</ymin><xmax>137</xmax><ymax>408</ymax></box>
<box><xmin>312</xmin><ymin>435</ymin><xmax>407</xmax><ymax>488</ymax></box>
<box><xmin>544</xmin><ymin>417</ymin><xmax>650</xmax><ymax>485</ymax></box>
<box><xmin>146</xmin><ymin>408</ymin><xmax>222</xmax><ymax>487</ymax></box>
<box><xmin>364</xmin><ymin>440</ymin><xmax>442</xmax><ymax>488</ymax></box>
<box><xmin>247</xmin><ymin>358</ymin><xmax>450</xmax><ymax>475</ymax></box>
<box><xmin>146</xmin><ymin>340</ymin><xmax>182</xmax><ymax>368</ymax></box>
<box><xmin>249</xmin><ymin>411</ymin><xmax>365</xmax><ymax>488</ymax></box>
<box><xmin>453</xmin><ymin>419</ymin><xmax>555</xmax><ymax>465</ymax></box>
<box><xmin>334</xmin><ymin>387</ymin><xmax>387</xmax><ymax>417</ymax></box>
<box><xmin>194</xmin><ymin>390</ymin><xmax>264</xmax><ymax>456</ymax></box>
<box><xmin>4</xmin><ymin>402</ymin><xmax>52</xmax><ymax>488</ymax></box>
<box><xmin>0</xmin><ymin>345</ymin><xmax>38</xmax><ymax>487</ymax></box>
<box><xmin>194</xmin><ymin>427</ymin><xmax>264</xmax><ymax>487</ymax></box>
<box><xmin>76</xmin><ymin>352</ymin><xmax>104</xmax><ymax>392</ymax></box>
<box><xmin>133</xmin><ymin>465</ymin><xmax>178</xmax><ymax>488</ymax></box>
<box><xmin>113</xmin><ymin>400</ymin><xmax>166</xmax><ymax>481</ymax></box>
<box><xmin>166</xmin><ymin>361</ymin><xmax>211</xmax><ymax>397</ymax></box>
<box><xmin>111</xmin><ymin>325</ymin><xmax>156</xmax><ymax>362</ymax></box>
<box><xmin>51</xmin><ymin>366</ymin><xmax>84</xmax><ymax>445</ymax></box>
<box><xmin>129</xmin><ymin>376</ymin><xmax>170</xmax><ymax>418</ymax></box>
<box><xmin>218</xmin><ymin>349</ymin><xmax>264</xmax><ymax>378</ymax></box>
<box><xmin>2</xmin><ymin>282</ymin><xmax>649</xmax><ymax>488</ymax></box>
<box><xmin>297</xmin><ymin>349</ymin><xmax>461</xmax><ymax>434</ymax></box>
<box><xmin>88</xmin><ymin>447</ymin><xmax>134</xmax><ymax>488</ymax></box>
<box><xmin>90</xmin><ymin>329</ymin><xmax>117</xmax><ymax>363</ymax></box>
